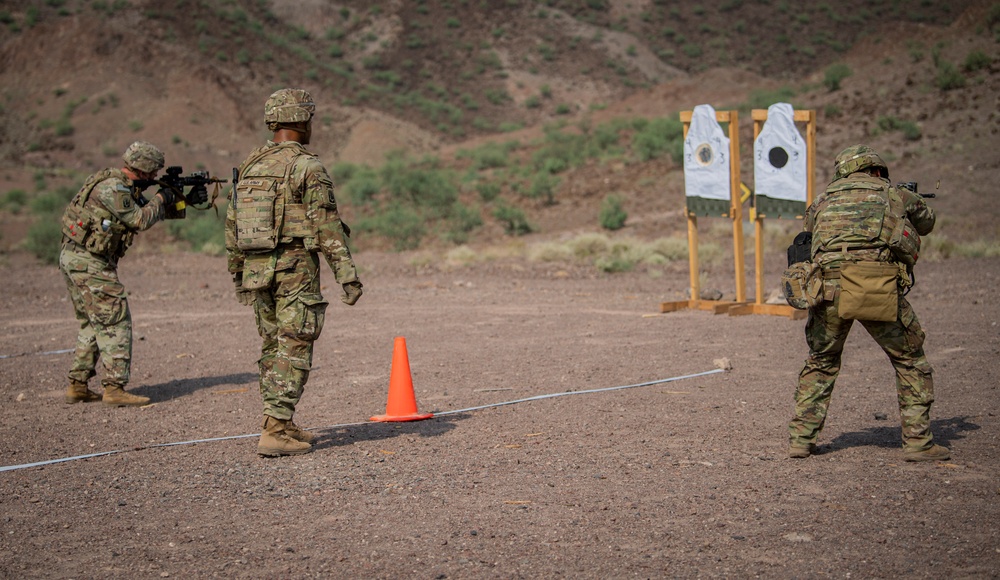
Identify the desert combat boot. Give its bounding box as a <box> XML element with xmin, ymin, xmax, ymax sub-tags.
<box><xmin>284</xmin><ymin>418</ymin><xmax>316</xmax><ymax>444</ymax></box>
<box><xmin>258</xmin><ymin>416</ymin><xmax>312</xmax><ymax>457</ymax></box>
<box><xmin>65</xmin><ymin>379</ymin><xmax>102</xmax><ymax>404</ymax></box>
<box><xmin>102</xmin><ymin>384</ymin><xmax>150</xmax><ymax>407</ymax></box>
<box><xmin>902</xmin><ymin>444</ymin><xmax>951</xmax><ymax>462</ymax></box>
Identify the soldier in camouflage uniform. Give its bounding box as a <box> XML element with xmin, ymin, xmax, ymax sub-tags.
<box><xmin>788</xmin><ymin>145</ymin><xmax>949</xmax><ymax>462</ymax></box>
<box><xmin>225</xmin><ymin>88</ymin><xmax>362</xmax><ymax>457</ymax></box>
<box><xmin>60</xmin><ymin>141</ymin><xmax>206</xmax><ymax>406</ymax></box>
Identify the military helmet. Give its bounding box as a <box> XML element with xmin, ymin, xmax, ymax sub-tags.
<box><xmin>264</xmin><ymin>88</ymin><xmax>315</xmax><ymax>125</ymax></box>
<box><xmin>833</xmin><ymin>144</ymin><xmax>888</xmax><ymax>179</ymax></box>
<box><xmin>122</xmin><ymin>141</ymin><xmax>165</xmax><ymax>173</ymax></box>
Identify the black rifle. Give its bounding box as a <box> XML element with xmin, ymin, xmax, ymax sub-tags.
<box><xmin>134</xmin><ymin>166</ymin><xmax>235</xmax><ymax>218</ymax></box>
<box><xmin>898</xmin><ymin>181</ymin><xmax>937</xmax><ymax>199</ymax></box>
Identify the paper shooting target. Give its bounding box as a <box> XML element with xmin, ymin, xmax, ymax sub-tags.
<box><xmin>683</xmin><ymin>104</ymin><xmax>730</xmax><ymax>201</ymax></box>
<box><xmin>753</xmin><ymin>102</ymin><xmax>806</xmax><ymax>203</ymax></box>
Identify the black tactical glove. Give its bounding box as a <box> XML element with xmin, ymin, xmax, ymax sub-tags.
<box><xmin>187</xmin><ymin>184</ymin><xmax>209</xmax><ymax>206</ymax></box>
<box><xmin>156</xmin><ymin>187</ymin><xmax>175</xmax><ymax>206</ymax></box>
<box><xmin>341</xmin><ymin>280</ymin><xmax>363</xmax><ymax>306</ymax></box>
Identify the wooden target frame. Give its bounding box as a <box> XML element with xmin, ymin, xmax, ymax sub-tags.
<box><xmin>728</xmin><ymin>108</ymin><xmax>815</xmax><ymax>320</ymax></box>
<box><xmin>660</xmin><ymin>109</ymin><xmax>746</xmax><ymax>315</ymax></box>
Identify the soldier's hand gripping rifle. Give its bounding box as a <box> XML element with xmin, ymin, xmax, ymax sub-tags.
<box><xmin>134</xmin><ymin>166</ymin><xmax>235</xmax><ymax>219</ymax></box>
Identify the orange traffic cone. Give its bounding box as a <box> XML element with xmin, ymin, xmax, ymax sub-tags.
<box><xmin>370</xmin><ymin>337</ymin><xmax>433</xmax><ymax>422</ymax></box>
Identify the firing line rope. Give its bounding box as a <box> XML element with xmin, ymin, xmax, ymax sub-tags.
<box><xmin>0</xmin><ymin>368</ymin><xmax>724</xmax><ymax>473</ymax></box>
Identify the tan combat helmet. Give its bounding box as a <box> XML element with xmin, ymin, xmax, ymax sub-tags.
<box><xmin>264</xmin><ymin>88</ymin><xmax>315</xmax><ymax>127</ymax></box>
<box><xmin>122</xmin><ymin>141</ymin><xmax>165</xmax><ymax>173</ymax></box>
<box><xmin>833</xmin><ymin>144</ymin><xmax>888</xmax><ymax>179</ymax></box>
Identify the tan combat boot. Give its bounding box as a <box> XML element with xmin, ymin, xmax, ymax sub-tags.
<box><xmin>902</xmin><ymin>444</ymin><xmax>951</xmax><ymax>462</ymax></box>
<box><xmin>788</xmin><ymin>443</ymin><xmax>817</xmax><ymax>459</ymax></box>
<box><xmin>65</xmin><ymin>379</ymin><xmax>102</xmax><ymax>404</ymax></box>
<box><xmin>284</xmin><ymin>418</ymin><xmax>315</xmax><ymax>444</ymax></box>
<box><xmin>257</xmin><ymin>416</ymin><xmax>312</xmax><ymax>457</ymax></box>
<box><xmin>102</xmin><ymin>384</ymin><xmax>150</xmax><ymax>407</ymax></box>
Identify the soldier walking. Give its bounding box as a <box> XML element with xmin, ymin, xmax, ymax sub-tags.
<box><xmin>225</xmin><ymin>88</ymin><xmax>362</xmax><ymax>457</ymax></box>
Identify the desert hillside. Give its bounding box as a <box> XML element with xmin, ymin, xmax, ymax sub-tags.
<box><xmin>0</xmin><ymin>0</ymin><xmax>997</xmax><ymax>254</ymax></box>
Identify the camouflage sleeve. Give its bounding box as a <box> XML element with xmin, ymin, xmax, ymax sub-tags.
<box><xmin>94</xmin><ymin>177</ymin><xmax>164</xmax><ymax>231</ymax></box>
<box><xmin>299</xmin><ymin>157</ymin><xmax>358</xmax><ymax>284</ymax></box>
<box><xmin>224</xmin><ymin>189</ymin><xmax>244</xmax><ymax>276</ymax></box>
<box><xmin>901</xmin><ymin>188</ymin><xmax>935</xmax><ymax>236</ymax></box>
<box><xmin>803</xmin><ymin>198</ymin><xmax>820</xmax><ymax>233</ymax></box>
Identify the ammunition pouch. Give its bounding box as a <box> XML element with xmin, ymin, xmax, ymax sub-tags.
<box><xmin>885</xmin><ymin>213</ymin><xmax>920</xmax><ymax>267</ymax></box>
<box><xmin>61</xmin><ymin>206</ymin><xmax>132</xmax><ymax>259</ymax></box>
<box><xmin>837</xmin><ymin>261</ymin><xmax>898</xmax><ymax>322</ymax></box>
<box><xmin>781</xmin><ymin>261</ymin><xmax>823</xmax><ymax>310</ymax></box>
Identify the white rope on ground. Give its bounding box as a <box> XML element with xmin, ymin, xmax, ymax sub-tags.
<box><xmin>0</xmin><ymin>368</ymin><xmax>724</xmax><ymax>473</ymax></box>
<box><xmin>0</xmin><ymin>348</ymin><xmax>74</xmax><ymax>360</ymax></box>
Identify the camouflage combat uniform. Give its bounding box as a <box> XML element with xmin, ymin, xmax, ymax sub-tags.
<box><xmin>225</xmin><ymin>140</ymin><xmax>358</xmax><ymax>422</ymax></box>
<box><xmin>788</xmin><ymin>171</ymin><xmax>938</xmax><ymax>452</ymax></box>
<box><xmin>60</xmin><ymin>168</ymin><xmax>166</xmax><ymax>392</ymax></box>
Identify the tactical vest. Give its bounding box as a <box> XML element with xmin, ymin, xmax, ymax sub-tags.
<box><xmin>811</xmin><ymin>177</ymin><xmax>917</xmax><ymax>266</ymax></box>
<box><xmin>61</xmin><ymin>168</ymin><xmax>136</xmax><ymax>260</ymax></box>
<box><xmin>234</xmin><ymin>142</ymin><xmax>316</xmax><ymax>253</ymax></box>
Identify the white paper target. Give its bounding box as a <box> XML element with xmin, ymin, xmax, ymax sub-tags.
<box><xmin>683</xmin><ymin>104</ymin><xmax>730</xmax><ymax>201</ymax></box>
<box><xmin>754</xmin><ymin>102</ymin><xmax>806</xmax><ymax>202</ymax></box>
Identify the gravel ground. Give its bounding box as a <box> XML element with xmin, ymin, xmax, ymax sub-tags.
<box><xmin>1</xmin><ymin>249</ymin><xmax>998</xmax><ymax>578</ymax></box>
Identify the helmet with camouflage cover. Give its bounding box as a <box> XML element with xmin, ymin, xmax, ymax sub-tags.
<box><xmin>833</xmin><ymin>144</ymin><xmax>888</xmax><ymax>180</ymax></box>
<box><xmin>122</xmin><ymin>141</ymin><xmax>165</xmax><ymax>173</ymax></box>
<box><xmin>264</xmin><ymin>88</ymin><xmax>315</xmax><ymax>127</ymax></box>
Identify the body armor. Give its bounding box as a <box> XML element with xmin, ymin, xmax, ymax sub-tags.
<box><xmin>61</xmin><ymin>169</ymin><xmax>136</xmax><ymax>260</ymax></box>
<box><xmin>234</xmin><ymin>142</ymin><xmax>316</xmax><ymax>253</ymax></box>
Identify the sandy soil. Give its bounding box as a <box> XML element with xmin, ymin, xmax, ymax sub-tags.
<box><xmin>1</xmin><ymin>246</ymin><xmax>998</xmax><ymax>578</ymax></box>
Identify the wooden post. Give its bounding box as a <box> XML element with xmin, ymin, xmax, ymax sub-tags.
<box><xmin>728</xmin><ymin>108</ymin><xmax>815</xmax><ymax>320</ymax></box>
<box><xmin>661</xmin><ymin>109</ymin><xmax>746</xmax><ymax>314</ymax></box>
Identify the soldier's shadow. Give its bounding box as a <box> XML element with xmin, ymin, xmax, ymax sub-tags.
<box><xmin>307</xmin><ymin>412</ymin><xmax>472</xmax><ymax>450</ymax></box>
<box><xmin>827</xmin><ymin>415</ymin><xmax>979</xmax><ymax>452</ymax></box>
<box><xmin>135</xmin><ymin>373</ymin><xmax>258</xmax><ymax>402</ymax></box>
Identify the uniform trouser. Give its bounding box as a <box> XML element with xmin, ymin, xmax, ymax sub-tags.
<box><xmin>252</xmin><ymin>249</ymin><xmax>329</xmax><ymax>420</ymax></box>
<box><xmin>788</xmin><ymin>293</ymin><xmax>935</xmax><ymax>451</ymax></box>
<box><xmin>59</xmin><ymin>245</ymin><xmax>132</xmax><ymax>387</ymax></box>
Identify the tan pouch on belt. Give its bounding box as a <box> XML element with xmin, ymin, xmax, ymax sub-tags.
<box><xmin>838</xmin><ymin>262</ymin><xmax>898</xmax><ymax>322</ymax></box>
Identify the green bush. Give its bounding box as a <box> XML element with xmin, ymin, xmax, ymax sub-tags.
<box><xmin>962</xmin><ymin>50</ymin><xmax>991</xmax><ymax>73</ymax></box>
<box><xmin>599</xmin><ymin>194</ymin><xmax>627</xmax><ymax>230</ymax></box>
<box><xmin>631</xmin><ymin>117</ymin><xmax>683</xmax><ymax>162</ymax></box>
<box><xmin>379</xmin><ymin>155</ymin><xmax>457</xmax><ymax>217</ymax></box>
<box><xmin>476</xmin><ymin>181</ymin><xmax>501</xmax><ymax>202</ymax></box>
<box><xmin>24</xmin><ymin>214</ymin><xmax>62</xmax><ymax>265</ymax></box>
<box><xmin>822</xmin><ymin>62</ymin><xmax>852</xmax><ymax>91</ymax></box>
<box><xmin>935</xmin><ymin>62</ymin><xmax>966</xmax><ymax>91</ymax></box>
<box><xmin>0</xmin><ymin>188</ymin><xmax>28</xmax><ymax>213</ymax></box>
<box><xmin>356</xmin><ymin>205</ymin><xmax>425</xmax><ymax>251</ymax></box>
<box><xmin>445</xmin><ymin>201</ymin><xmax>482</xmax><ymax>244</ymax></box>
<box><xmin>167</xmin><ymin>210</ymin><xmax>225</xmax><ymax>255</ymax></box>
<box><xmin>492</xmin><ymin>201</ymin><xmax>533</xmax><ymax>236</ymax></box>
<box><xmin>527</xmin><ymin>172</ymin><xmax>559</xmax><ymax>205</ymax></box>
<box><xmin>875</xmin><ymin>116</ymin><xmax>922</xmax><ymax>141</ymax></box>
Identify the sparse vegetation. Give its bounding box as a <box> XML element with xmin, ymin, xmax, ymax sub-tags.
<box><xmin>0</xmin><ymin>0</ymin><xmax>990</xmax><ymax>267</ymax></box>
<box><xmin>822</xmin><ymin>62</ymin><xmax>852</xmax><ymax>91</ymax></box>
<box><xmin>874</xmin><ymin>116</ymin><xmax>922</xmax><ymax>141</ymax></box>
<box><xmin>599</xmin><ymin>194</ymin><xmax>627</xmax><ymax>230</ymax></box>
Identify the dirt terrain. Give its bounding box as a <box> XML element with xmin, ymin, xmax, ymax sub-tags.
<box><xmin>2</xmin><ymin>0</ymin><xmax>1000</xmax><ymax>577</ymax></box>
<box><xmin>1</xmin><ymin>246</ymin><xmax>999</xmax><ymax>578</ymax></box>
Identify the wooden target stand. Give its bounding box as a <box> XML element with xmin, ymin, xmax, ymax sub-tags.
<box><xmin>660</xmin><ymin>109</ymin><xmax>747</xmax><ymax>315</ymax></box>
<box><xmin>728</xmin><ymin>108</ymin><xmax>815</xmax><ymax>320</ymax></box>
